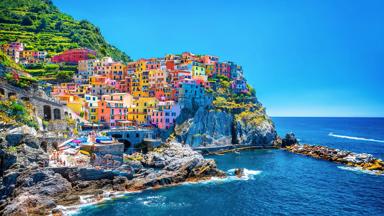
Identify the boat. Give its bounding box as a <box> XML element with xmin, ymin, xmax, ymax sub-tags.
<box><xmin>80</xmin><ymin>150</ymin><xmax>90</xmax><ymax>155</ymax></box>
<box><xmin>100</xmin><ymin>140</ymin><xmax>114</xmax><ymax>144</ymax></box>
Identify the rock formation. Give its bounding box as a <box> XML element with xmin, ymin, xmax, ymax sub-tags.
<box><xmin>283</xmin><ymin>143</ymin><xmax>384</xmax><ymax>174</ymax></box>
<box><xmin>175</xmin><ymin>103</ymin><xmax>277</xmax><ymax>148</ymax></box>
<box><xmin>0</xmin><ymin>126</ymin><xmax>224</xmax><ymax>215</ymax></box>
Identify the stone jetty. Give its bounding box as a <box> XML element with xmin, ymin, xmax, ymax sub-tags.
<box><xmin>284</xmin><ymin>143</ymin><xmax>384</xmax><ymax>174</ymax></box>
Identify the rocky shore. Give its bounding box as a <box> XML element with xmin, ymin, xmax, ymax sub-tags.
<box><xmin>0</xmin><ymin>126</ymin><xmax>225</xmax><ymax>215</ymax></box>
<box><xmin>280</xmin><ymin>133</ymin><xmax>384</xmax><ymax>174</ymax></box>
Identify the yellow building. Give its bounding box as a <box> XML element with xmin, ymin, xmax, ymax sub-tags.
<box><xmin>128</xmin><ymin>97</ymin><xmax>158</xmax><ymax>124</ymax></box>
<box><xmin>20</xmin><ymin>50</ymin><xmax>34</xmax><ymax>59</ymax></box>
<box><xmin>84</xmin><ymin>94</ymin><xmax>99</xmax><ymax>123</ymax></box>
<box><xmin>130</xmin><ymin>74</ymin><xmax>141</xmax><ymax>97</ymax></box>
<box><xmin>66</xmin><ymin>96</ymin><xmax>85</xmax><ymax>115</ymax></box>
<box><xmin>136</xmin><ymin>59</ymin><xmax>146</xmax><ymax>73</ymax></box>
<box><xmin>192</xmin><ymin>65</ymin><xmax>206</xmax><ymax>76</ymax></box>
<box><xmin>54</xmin><ymin>94</ymin><xmax>85</xmax><ymax>115</ymax></box>
<box><xmin>139</xmin><ymin>70</ymin><xmax>150</xmax><ymax>97</ymax></box>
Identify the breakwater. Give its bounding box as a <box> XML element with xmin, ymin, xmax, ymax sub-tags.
<box><xmin>284</xmin><ymin>144</ymin><xmax>384</xmax><ymax>174</ymax></box>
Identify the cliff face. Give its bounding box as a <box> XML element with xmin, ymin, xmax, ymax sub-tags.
<box><xmin>174</xmin><ymin>100</ymin><xmax>277</xmax><ymax>148</ymax></box>
<box><xmin>235</xmin><ymin>111</ymin><xmax>276</xmax><ymax>147</ymax></box>
<box><xmin>175</xmin><ymin>107</ymin><xmax>234</xmax><ymax>147</ymax></box>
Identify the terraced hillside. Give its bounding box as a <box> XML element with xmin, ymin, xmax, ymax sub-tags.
<box><xmin>0</xmin><ymin>0</ymin><xmax>131</xmax><ymax>63</ymax></box>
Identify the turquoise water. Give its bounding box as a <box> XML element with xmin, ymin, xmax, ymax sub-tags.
<box><xmin>74</xmin><ymin>117</ymin><xmax>384</xmax><ymax>215</ymax></box>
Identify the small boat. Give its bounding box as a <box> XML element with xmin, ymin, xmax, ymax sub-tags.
<box><xmin>80</xmin><ymin>150</ymin><xmax>90</xmax><ymax>155</ymax></box>
<box><xmin>100</xmin><ymin>140</ymin><xmax>113</xmax><ymax>144</ymax></box>
<box><xmin>234</xmin><ymin>150</ymin><xmax>240</xmax><ymax>154</ymax></box>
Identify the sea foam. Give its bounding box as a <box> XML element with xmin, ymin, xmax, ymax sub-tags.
<box><xmin>337</xmin><ymin>166</ymin><xmax>383</xmax><ymax>176</ymax></box>
<box><xmin>328</xmin><ymin>132</ymin><xmax>384</xmax><ymax>143</ymax></box>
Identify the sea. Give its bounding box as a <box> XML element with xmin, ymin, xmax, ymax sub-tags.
<box><xmin>73</xmin><ymin>117</ymin><xmax>384</xmax><ymax>216</ymax></box>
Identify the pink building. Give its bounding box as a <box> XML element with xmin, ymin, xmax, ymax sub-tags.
<box><xmin>150</xmin><ymin>101</ymin><xmax>180</xmax><ymax>129</ymax></box>
<box><xmin>9</xmin><ymin>42</ymin><xmax>24</xmax><ymax>51</ymax></box>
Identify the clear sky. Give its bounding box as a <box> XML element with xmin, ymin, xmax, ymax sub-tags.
<box><xmin>53</xmin><ymin>0</ymin><xmax>384</xmax><ymax>117</ymax></box>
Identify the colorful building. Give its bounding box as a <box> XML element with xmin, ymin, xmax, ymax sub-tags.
<box><xmin>128</xmin><ymin>97</ymin><xmax>158</xmax><ymax>125</ymax></box>
<box><xmin>149</xmin><ymin>101</ymin><xmax>180</xmax><ymax>129</ymax></box>
<box><xmin>231</xmin><ymin>78</ymin><xmax>248</xmax><ymax>94</ymax></box>
<box><xmin>98</xmin><ymin>93</ymin><xmax>134</xmax><ymax>127</ymax></box>
<box><xmin>51</xmin><ymin>48</ymin><xmax>96</xmax><ymax>64</ymax></box>
<box><xmin>84</xmin><ymin>94</ymin><xmax>99</xmax><ymax>123</ymax></box>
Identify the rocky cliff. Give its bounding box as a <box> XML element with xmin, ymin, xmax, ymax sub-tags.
<box><xmin>175</xmin><ymin>105</ymin><xmax>276</xmax><ymax>148</ymax></box>
<box><xmin>174</xmin><ymin>78</ymin><xmax>277</xmax><ymax>148</ymax></box>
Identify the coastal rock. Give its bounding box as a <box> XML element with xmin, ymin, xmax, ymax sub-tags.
<box><xmin>5</xmin><ymin>126</ymin><xmax>37</xmax><ymax>147</ymax></box>
<box><xmin>284</xmin><ymin>144</ymin><xmax>384</xmax><ymax>173</ymax></box>
<box><xmin>235</xmin><ymin>116</ymin><xmax>276</xmax><ymax>147</ymax></box>
<box><xmin>0</xmin><ymin>149</ymin><xmax>17</xmax><ymax>175</ymax></box>
<box><xmin>16</xmin><ymin>144</ymin><xmax>49</xmax><ymax>169</ymax></box>
<box><xmin>281</xmin><ymin>132</ymin><xmax>298</xmax><ymax>147</ymax></box>
<box><xmin>2</xmin><ymin>169</ymin><xmax>72</xmax><ymax>215</ymax></box>
<box><xmin>1</xmin><ymin>135</ymin><xmax>224</xmax><ymax>215</ymax></box>
<box><xmin>129</xmin><ymin>142</ymin><xmax>225</xmax><ymax>190</ymax></box>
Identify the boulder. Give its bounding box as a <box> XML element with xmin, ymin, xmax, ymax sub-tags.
<box><xmin>5</xmin><ymin>126</ymin><xmax>37</xmax><ymax>147</ymax></box>
<box><xmin>281</xmin><ymin>132</ymin><xmax>298</xmax><ymax>147</ymax></box>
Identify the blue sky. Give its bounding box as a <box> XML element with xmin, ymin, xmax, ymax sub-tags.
<box><xmin>53</xmin><ymin>0</ymin><xmax>384</xmax><ymax>117</ymax></box>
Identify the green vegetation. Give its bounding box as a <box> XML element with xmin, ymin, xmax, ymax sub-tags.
<box><xmin>208</xmin><ymin>76</ymin><xmax>269</xmax><ymax>127</ymax></box>
<box><xmin>235</xmin><ymin>107</ymin><xmax>269</xmax><ymax>127</ymax></box>
<box><xmin>0</xmin><ymin>96</ymin><xmax>38</xmax><ymax>128</ymax></box>
<box><xmin>5</xmin><ymin>72</ymin><xmax>38</xmax><ymax>88</ymax></box>
<box><xmin>210</xmin><ymin>75</ymin><xmax>257</xmax><ymax>110</ymax></box>
<box><xmin>0</xmin><ymin>49</ymin><xmax>24</xmax><ymax>70</ymax></box>
<box><xmin>24</xmin><ymin>62</ymin><xmax>76</xmax><ymax>80</ymax></box>
<box><xmin>0</xmin><ymin>0</ymin><xmax>131</xmax><ymax>63</ymax></box>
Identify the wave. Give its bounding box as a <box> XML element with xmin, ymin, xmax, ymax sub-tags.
<box><xmin>183</xmin><ymin>168</ymin><xmax>262</xmax><ymax>186</ymax></box>
<box><xmin>59</xmin><ymin>191</ymin><xmax>140</xmax><ymax>215</ymax></box>
<box><xmin>328</xmin><ymin>132</ymin><xmax>384</xmax><ymax>143</ymax></box>
<box><xmin>337</xmin><ymin>166</ymin><xmax>383</xmax><ymax>176</ymax></box>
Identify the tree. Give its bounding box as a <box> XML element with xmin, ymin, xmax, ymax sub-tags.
<box><xmin>21</xmin><ymin>16</ymin><xmax>33</xmax><ymax>26</ymax></box>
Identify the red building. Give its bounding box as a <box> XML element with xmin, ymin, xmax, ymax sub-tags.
<box><xmin>165</xmin><ymin>60</ymin><xmax>175</xmax><ymax>70</ymax></box>
<box><xmin>51</xmin><ymin>48</ymin><xmax>97</xmax><ymax>64</ymax></box>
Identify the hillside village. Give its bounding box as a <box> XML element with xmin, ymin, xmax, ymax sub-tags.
<box><xmin>1</xmin><ymin>42</ymin><xmax>254</xmax><ymax>131</ymax></box>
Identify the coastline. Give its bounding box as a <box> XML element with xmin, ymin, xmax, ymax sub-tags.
<box><xmin>58</xmin><ymin>175</ymin><xmax>221</xmax><ymax>215</ymax></box>
<box><xmin>59</xmin><ymin>166</ymin><xmax>262</xmax><ymax>215</ymax></box>
<box><xmin>283</xmin><ymin>143</ymin><xmax>384</xmax><ymax>175</ymax></box>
